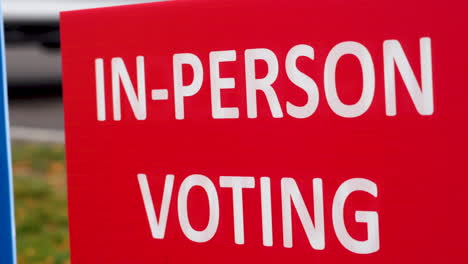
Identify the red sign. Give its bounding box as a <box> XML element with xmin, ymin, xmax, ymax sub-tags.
<box><xmin>61</xmin><ymin>0</ymin><xmax>468</xmax><ymax>263</ymax></box>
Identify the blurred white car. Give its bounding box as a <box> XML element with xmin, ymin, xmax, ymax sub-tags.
<box><xmin>3</xmin><ymin>0</ymin><xmax>158</xmax><ymax>84</ymax></box>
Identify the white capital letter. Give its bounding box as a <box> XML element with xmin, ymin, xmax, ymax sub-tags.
<box><xmin>173</xmin><ymin>53</ymin><xmax>204</xmax><ymax>120</ymax></box>
<box><xmin>137</xmin><ymin>174</ymin><xmax>174</xmax><ymax>239</ymax></box>
<box><xmin>324</xmin><ymin>41</ymin><xmax>375</xmax><ymax>118</ymax></box>
<box><xmin>260</xmin><ymin>177</ymin><xmax>273</xmax><ymax>246</ymax></box>
<box><xmin>384</xmin><ymin>37</ymin><xmax>433</xmax><ymax>116</ymax></box>
<box><xmin>219</xmin><ymin>176</ymin><xmax>255</xmax><ymax>244</ymax></box>
<box><xmin>286</xmin><ymin>44</ymin><xmax>319</xmax><ymax>118</ymax></box>
<box><xmin>178</xmin><ymin>174</ymin><xmax>219</xmax><ymax>243</ymax></box>
<box><xmin>245</xmin><ymin>48</ymin><xmax>283</xmax><ymax>118</ymax></box>
<box><xmin>112</xmin><ymin>56</ymin><xmax>147</xmax><ymax>121</ymax></box>
<box><xmin>210</xmin><ymin>50</ymin><xmax>239</xmax><ymax>119</ymax></box>
<box><xmin>95</xmin><ymin>58</ymin><xmax>106</xmax><ymax>121</ymax></box>
<box><xmin>281</xmin><ymin>178</ymin><xmax>325</xmax><ymax>249</ymax></box>
<box><xmin>332</xmin><ymin>178</ymin><xmax>380</xmax><ymax>254</ymax></box>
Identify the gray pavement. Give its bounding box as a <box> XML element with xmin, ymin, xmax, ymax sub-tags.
<box><xmin>9</xmin><ymin>91</ymin><xmax>63</xmax><ymax>130</ymax></box>
<box><xmin>6</xmin><ymin>43</ymin><xmax>61</xmax><ymax>84</ymax></box>
<box><xmin>8</xmin><ymin>89</ymin><xmax>64</xmax><ymax>143</ymax></box>
<box><xmin>6</xmin><ymin>43</ymin><xmax>65</xmax><ymax>143</ymax></box>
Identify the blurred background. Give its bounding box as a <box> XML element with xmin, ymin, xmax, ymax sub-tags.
<box><xmin>3</xmin><ymin>1</ymin><xmax>157</xmax><ymax>263</ymax></box>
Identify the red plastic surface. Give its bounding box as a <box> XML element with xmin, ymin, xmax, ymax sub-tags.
<box><xmin>61</xmin><ymin>1</ymin><xmax>468</xmax><ymax>263</ymax></box>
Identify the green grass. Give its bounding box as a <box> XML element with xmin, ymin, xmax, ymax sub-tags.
<box><xmin>12</xmin><ymin>142</ymin><xmax>70</xmax><ymax>264</ymax></box>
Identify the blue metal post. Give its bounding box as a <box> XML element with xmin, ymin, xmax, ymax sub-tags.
<box><xmin>0</xmin><ymin>0</ymin><xmax>16</xmax><ymax>263</ymax></box>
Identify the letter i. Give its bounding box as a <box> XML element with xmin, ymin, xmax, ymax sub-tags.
<box><xmin>95</xmin><ymin>58</ymin><xmax>106</xmax><ymax>121</ymax></box>
<box><xmin>261</xmin><ymin>177</ymin><xmax>273</xmax><ymax>246</ymax></box>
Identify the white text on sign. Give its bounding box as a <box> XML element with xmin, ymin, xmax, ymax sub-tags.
<box><xmin>138</xmin><ymin>174</ymin><xmax>379</xmax><ymax>255</ymax></box>
<box><xmin>94</xmin><ymin>37</ymin><xmax>433</xmax><ymax>121</ymax></box>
